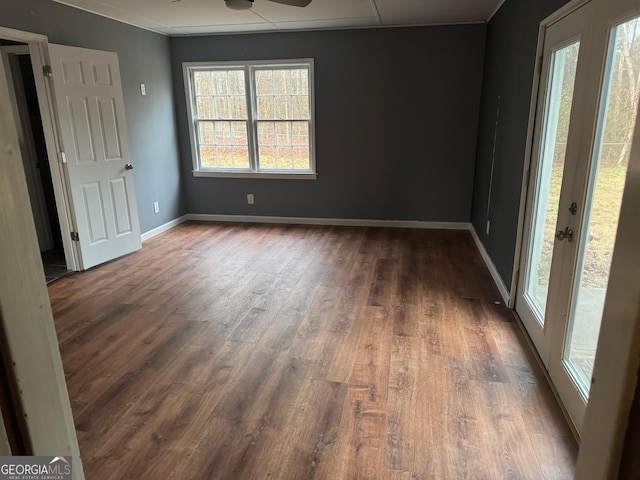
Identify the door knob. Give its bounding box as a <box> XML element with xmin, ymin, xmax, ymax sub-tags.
<box><xmin>556</xmin><ymin>227</ymin><xmax>574</xmax><ymax>242</ymax></box>
<box><xmin>125</xmin><ymin>163</ymin><xmax>134</xmax><ymax>170</ymax></box>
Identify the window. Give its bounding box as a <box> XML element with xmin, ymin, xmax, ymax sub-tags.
<box><xmin>183</xmin><ymin>60</ymin><xmax>316</xmax><ymax>179</ymax></box>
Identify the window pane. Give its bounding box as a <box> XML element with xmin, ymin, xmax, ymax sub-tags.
<box><xmin>259</xmin><ymin>147</ymin><xmax>276</xmax><ymax>169</ymax></box>
<box><xmin>274</xmin><ymin>97</ymin><xmax>290</xmax><ymax>120</ymax></box>
<box><xmin>214</xmin><ymin>97</ymin><xmax>230</xmax><ymax>119</ymax></box>
<box><xmin>257</xmin><ymin>121</ymin><xmax>310</xmax><ymax>170</ymax></box>
<box><xmin>211</xmin><ymin>71</ymin><xmax>229</xmax><ymax>95</ymax></box>
<box><xmin>228</xmin><ymin>70</ymin><xmax>245</xmax><ymax>95</ymax></box>
<box><xmin>257</xmin><ymin>97</ymin><xmax>275</xmax><ymax>118</ymax></box>
<box><xmin>291</xmin><ymin>69</ymin><xmax>308</xmax><ymax>95</ymax></box>
<box><xmin>272</xmin><ymin>70</ymin><xmax>289</xmax><ymax>94</ymax></box>
<box><xmin>231</xmin><ymin>121</ymin><xmax>248</xmax><ymax>145</ymax></box>
<box><xmin>197</xmin><ymin>120</ymin><xmax>249</xmax><ymax>170</ymax></box>
<box><xmin>258</xmin><ymin>121</ymin><xmax>275</xmax><ymax>145</ymax></box>
<box><xmin>232</xmin><ymin>146</ymin><xmax>250</xmax><ymax>168</ymax></box>
<box><xmin>275</xmin><ymin>122</ymin><xmax>291</xmax><ymax>144</ymax></box>
<box><xmin>293</xmin><ymin>96</ymin><xmax>309</xmax><ymax>119</ymax></box>
<box><xmin>231</xmin><ymin>97</ymin><xmax>247</xmax><ymax>118</ymax></box>
<box><xmin>293</xmin><ymin>145</ymin><xmax>310</xmax><ymax>169</ymax></box>
<box><xmin>291</xmin><ymin>121</ymin><xmax>309</xmax><ymax>144</ymax></box>
<box><xmin>197</xmin><ymin>97</ymin><xmax>214</xmax><ymax>119</ymax></box>
<box><xmin>198</xmin><ymin>121</ymin><xmax>215</xmax><ymax>144</ymax></box>
<box><xmin>217</xmin><ymin>146</ymin><xmax>233</xmax><ymax>168</ymax></box>
<box><xmin>255</xmin><ymin>70</ymin><xmax>274</xmax><ymax>95</ymax></box>
<box><xmin>194</xmin><ymin>71</ymin><xmax>213</xmax><ymax>95</ymax></box>
<box><xmin>255</xmin><ymin>68</ymin><xmax>310</xmax><ymax>121</ymax></box>
<box><xmin>278</xmin><ymin>146</ymin><xmax>294</xmax><ymax>169</ymax></box>
<box><xmin>200</xmin><ymin>146</ymin><xmax>216</xmax><ymax>168</ymax></box>
<box><xmin>215</xmin><ymin>121</ymin><xmax>231</xmax><ymax>145</ymax></box>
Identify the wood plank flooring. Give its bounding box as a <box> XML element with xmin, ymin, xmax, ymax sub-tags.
<box><xmin>48</xmin><ymin>222</ymin><xmax>577</xmax><ymax>479</ymax></box>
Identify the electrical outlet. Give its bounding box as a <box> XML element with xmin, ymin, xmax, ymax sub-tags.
<box><xmin>247</xmin><ymin>194</ymin><xmax>255</xmax><ymax>205</ymax></box>
<box><xmin>153</xmin><ymin>201</ymin><xmax>159</xmax><ymax>214</ymax></box>
<box><xmin>486</xmin><ymin>220</ymin><xmax>491</xmax><ymax>235</ymax></box>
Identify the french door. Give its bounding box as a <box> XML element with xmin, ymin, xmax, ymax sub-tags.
<box><xmin>517</xmin><ymin>0</ymin><xmax>640</xmax><ymax>433</ymax></box>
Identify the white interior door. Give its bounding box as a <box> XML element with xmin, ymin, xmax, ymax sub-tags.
<box><xmin>517</xmin><ymin>0</ymin><xmax>640</xmax><ymax>433</ymax></box>
<box><xmin>48</xmin><ymin>44</ymin><xmax>141</xmax><ymax>270</ymax></box>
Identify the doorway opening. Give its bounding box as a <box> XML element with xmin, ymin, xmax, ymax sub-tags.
<box><xmin>1</xmin><ymin>41</ymin><xmax>70</xmax><ymax>283</ymax></box>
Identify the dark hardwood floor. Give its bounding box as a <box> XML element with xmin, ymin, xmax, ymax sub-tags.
<box><xmin>48</xmin><ymin>222</ymin><xmax>577</xmax><ymax>479</ymax></box>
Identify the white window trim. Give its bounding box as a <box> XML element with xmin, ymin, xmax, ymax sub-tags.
<box><xmin>183</xmin><ymin>59</ymin><xmax>317</xmax><ymax>179</ymax></box>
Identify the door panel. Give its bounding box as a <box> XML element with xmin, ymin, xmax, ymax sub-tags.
<box><xmin>110</xmin><ymin>177</ymin><xmax>133</xmax><ymax>236</ymax></box>
<box><xmin>565</xmin><ymin>16</ymin><xmax>640</xmax><ymax>395</ymax></box>
<box><xmin>81</xmin><ymin>182</ymin><xmax>107</xmax><ymax>244</ymax></box>
<box><xmin>98</xmin><ymin>98</ymin><xmax>122</xmax><ymax>159</ymax></box>
<box><xmin>516</xmin><ymin>2</ymin><xmax>593</xmax><ymax>365</ymax></box>
<box><xmin>548</xmin><ymin>13</ymin><xmax>640</xmax><ymax>428</ymax></box>
<box><xmin>68</xmin><ymin>97</ymin><xmax>96</xmax><ymax>163</ymax></box>
<box><xmin>92</xmin><ymin>62</ymin><xmax>113</xmax><ymax>87</ymax></box>
<box><xmin>48</xmin><ymin>44</ymin><xmax>141</xmax><ymax>269</ymax></box>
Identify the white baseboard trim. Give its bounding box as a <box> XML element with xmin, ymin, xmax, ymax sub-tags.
<box><xmin>186</xmin><ymin>213</ymin><xmax>471</xmax><ymax>230</ymax></box>
<box><xmin>470</xmin><ymin>225</ymin><xmax>511</xmax><ymax>305</ymax></box>
<box><xmin>141</xmin><ymin>215</ymin><xmax>189</xmax><ymax>242</ymax></box>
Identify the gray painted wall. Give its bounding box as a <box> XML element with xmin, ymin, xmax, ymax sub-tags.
<box><xmin>471</xmin><ymin>0</ymin><xmax>572</xmax><ymax>287</ymax></box>
<box><xmin>1</xmin><ymin>0</ymin><xmax>184</xmax><ymax>234</ymax></box>
<box><xmin>171</xmin><ymin>26</ymin><xmax>486</xmax><ymax>222</ymax></box>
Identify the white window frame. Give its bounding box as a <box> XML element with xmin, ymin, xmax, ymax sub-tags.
<box><xmin>183</xmin><ymin>59</ymin><xmax>317</xmax><ymax>180</ymax></box>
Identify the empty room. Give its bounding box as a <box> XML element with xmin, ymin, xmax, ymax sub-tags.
<box><xmin>1</xmin><ymin>0</ymin><xmax>640</xmax><ymax>478</ymax></box>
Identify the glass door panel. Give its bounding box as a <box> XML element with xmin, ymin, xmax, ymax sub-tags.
<box><xmin>525</xmin><ymin>41</ymin><xmax>580</xmax><ymax>323</ymax></box>
<box><xmin>564</xmin><ymin>15</ymin><xmax>640</xmax><ymax>397</ymax></box>
<box><xmin>515</xmin><ymin>1</ymin><xmax>592</xmax><ymax>366</ymax></box>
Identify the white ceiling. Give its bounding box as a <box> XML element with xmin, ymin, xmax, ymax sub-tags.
<box><xmin>53</xmin><ymin>0</ymin><xmax>505</xmax><ymax>36</ymax></box>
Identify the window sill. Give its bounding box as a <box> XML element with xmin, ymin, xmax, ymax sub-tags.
<box><xmin>193</xmin><ymin>170</ymin><xmax>318</xmax><ymax>180</ymax></box>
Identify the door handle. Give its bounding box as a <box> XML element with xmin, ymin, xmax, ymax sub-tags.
<box><xmin>556</xmin><ymin>227</ymin><xmax>574</xmax><ymax>242</ymax></box>
<box><xmin>125</xmin><ymin>163</ymin><xmax>134</xmax><ymax>170</ymax></box>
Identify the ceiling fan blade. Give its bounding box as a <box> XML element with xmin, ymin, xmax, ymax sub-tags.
<box><xmin>267</xmin><ymin>0</ymin><xmax>312</xmax><ymax>7</ymax></box>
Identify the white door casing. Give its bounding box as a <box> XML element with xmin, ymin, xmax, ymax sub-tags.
<box><xmin>1</xmin><ymin>46</ymin><xmax>55</xmax><ymax>253</ymax></box>
<box><xmin>48</xmin><ymin>44</ymin><xmax>141</xmax><ymax>270</ymax></box>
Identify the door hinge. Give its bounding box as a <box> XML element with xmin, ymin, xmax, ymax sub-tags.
<box><xmin>57</xmin><ymin>152</ymin><xmax>67</xmax><ymax>164</ymax></box>
<box><xmin>70</xmin><ymin>232</ymin><xmax>79</xmax><ymax>242</ymax></box>
<box><xmin>43</xmin><ymin>65</ymin><xmax>53</xmax><ymax>78</ymax></box>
